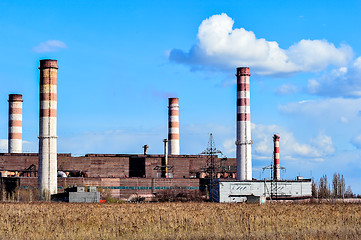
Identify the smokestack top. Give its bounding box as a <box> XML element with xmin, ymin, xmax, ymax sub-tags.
<box><xmin>39</xmin><ymin>59</ymin><xmax>58</xmax><ymax>69</ymax></box>
<box><xmin>236</xmin><ymin>67</ymin><xmax>250</xmax><ymax>76</ymax></box>
<box><xmin>273</xmin><ymin>134</ymin><xmax>280</xmax><ymax>140</ymax></box>
<box><xmin>8</xmin><ymin>94</ymin><xmax>23</xmax><ymax>102</ymax></box>
<box><xmin>168</xmin><ymin>98</ymin><xmax>179</xmax><ymax>105</ymax></box>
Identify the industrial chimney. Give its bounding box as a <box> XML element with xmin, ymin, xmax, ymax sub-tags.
<box><xmin>8</xmin><ymin>94</ymin><xmax>23</xmax><ymax>153</ymax></box>
<box><xmin>38</xmin><ymin>59</ymin><xmax>58</xmax><ymax>199</ymax></box>
<box><xmin>236</xmin><ymin>67</ymin><xmax>252</xmax><ymax>180</ymax></box>
<box><xmin>168</xmin><ymin>98</ymin><xmax>180</xmax><ymax>155</ymax></box>
<box><xmin>273</xmin><ymin>134</ymin><xmax>280</xmax><ymax>180</ymax></box>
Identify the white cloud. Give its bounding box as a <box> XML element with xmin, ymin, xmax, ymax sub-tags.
<box><xmin>169</xmin><ymin>13</ymin><xmax>353</xmax><ymax>76</ymax></box>
<box><xmin>0</xmin><ymin>139</ymin><xmax>37</xmax><ymax>153</ymax></box>
<box><xmin>351</xmin><ymin>134</ymin><xmax>361</xmax><ymax>149</ymax></box>
<box><xmin>307</xmin><ymin>57</ymin><xmax>361</xmax><ymax>97</ymax></box>
<box><xmin>22</xmin><ymin>140</ymin><xmax>38</xmax><ymax>153</ymax></box>
<box><xmin>340</xmin><ymin>117</ymin><xmax>349</xmax><ymax>124</ymax></box>
<box><xmin>33</xmin><ymin>40</ymin><xmax>67</xmax><ymax>53</ymax></box>
<box><xmin>222</xmin><ymin>139</ymin><xmax>236</xmax><ymax>155</ymax></box>
<box><xmin>251</xmin><ymin>124</ymin><xmax>334</xmax><ymax>162</ymax></box>
<box><xmin>279</xmin><ymin>97</ymin><xmax>361</xmax><ymax>125</ymax></box>
<box><xmin>275</xmin><ymin>84</ymin><xmax>298</xmax><ymax>95</ymax></box>
<box><xmin>310</xmin><ymin>134</ymin><xmax>335</xmax><ymax>156</ymax></box>
<box><xmin>0</xmin><ymin>139</ymin><xmax>7</xmax><ymax>152</ymax></box>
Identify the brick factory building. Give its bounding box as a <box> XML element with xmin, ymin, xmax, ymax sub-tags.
<box><xmin>0</xmin><ymin>153</ymin><xmax>236</xmax><ymax>200</ymax></box>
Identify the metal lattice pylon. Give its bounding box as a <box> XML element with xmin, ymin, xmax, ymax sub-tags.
<box><xmin>200</xmin><ymin>133</ymin><xmax>225</xmax><ymax>201</ymax></box>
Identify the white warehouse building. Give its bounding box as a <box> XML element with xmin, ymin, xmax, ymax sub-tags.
<box><xmin>212</xmin><ymin>179</ymin><xmax>312</xmax><ymax>203</ymax></box>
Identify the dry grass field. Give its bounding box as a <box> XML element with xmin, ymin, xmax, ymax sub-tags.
<box><xmin>0</xmin><ymin>202</ymin><xmax>360</xmax><ymax>240</ymax></box>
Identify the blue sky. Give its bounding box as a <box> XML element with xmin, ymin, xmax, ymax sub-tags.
<box><xmin>1</xmin><ymin>1</ymin><xmax>361</xmax><ymax>192</ymax></box>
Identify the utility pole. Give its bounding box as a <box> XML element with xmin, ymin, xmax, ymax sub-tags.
<box><xmin>201</xmin><ymin>133</ymin><xmax>225</xmax><ymax>201</ymax></box>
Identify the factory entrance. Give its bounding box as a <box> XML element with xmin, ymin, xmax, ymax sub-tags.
<box><xmin>129</xmin><ymin>157</ymin><xmax>145</xmax><ymax>177</ymax></box>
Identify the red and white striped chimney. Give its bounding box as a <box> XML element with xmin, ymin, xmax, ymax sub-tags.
<box><xmin>236</xmin><ymin>67</ymin><xmax>252</xmax><ymax>180</ymax></box>
<box><xmin>168</xmin><ymin>98</ymin><xmax>180</xmax><ymax>155</ymax></box>
<box><xmin>273</xmin><ymin>134</ymin><xmax>280</xmax><ymax>180</ymax></box>
<box><xmin>8</xmin><ymin>94</ymin><xmax>23</xmax><ymax>153</ymax></box>
<box><xmin>38</xmin><ymin>59</ymin><xmax>58</xmax><ymax>199</ymax></box>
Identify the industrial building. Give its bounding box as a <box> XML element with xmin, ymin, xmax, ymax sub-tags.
<box><xmin>0</xmin><ymin>153</ymin><xmax>236</xmax><ymax>200</ymax></box>
<box><xmin>0</xmin><ymin>61</ymin><xmax>312</xmax><ymax>202</ymax></box>
<box><xmin>212</xmin><ymin>179</ymin><xmax>312</xmax><ymax>203</ymax></box>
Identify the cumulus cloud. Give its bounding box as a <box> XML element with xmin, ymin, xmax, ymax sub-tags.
<box><xmin>169</xmin><ymin>13</ymin><xmax>353</xmax><ymax>76</ymax></box>
<box><xmin>33</xmin><ymin>40</ymin><xmax>67</xmax><ymax>53</ymax></box>
<box><xmin>252</xmin><ymin>124</ymin><xmax>334</xmax><ymax>162</ymax></box>
<box><xmin>307</xmin><ymin>57</ymin><xmax>361</xmax><ymax>97</ymax></box>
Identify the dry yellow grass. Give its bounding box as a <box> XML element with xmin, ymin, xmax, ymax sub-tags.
<box><xmin>0</xmin><ymin>202</ymin><xmax>360</xmax><ymax>239</ymax></box>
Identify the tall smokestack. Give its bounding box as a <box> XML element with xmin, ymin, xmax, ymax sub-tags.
<box><xmin>168</xmin><ymin>98</ymin><xmax>180</xmax><ymax>155</ymax></box>
<box><xmin>8</xmin><ymin>94</ymin><xmax>23</xmax><ymax>153</ymax></box>
<box><xmin>38</xmin><ymin>59</ymin><xmax>58</xmax><ymax>199</ymax></box>
<box><xmin>236</xmin><ymin>67</ymin><xmax>252</xmax><ymax>180</ymax></box>
<box><xmin>273</xmin><ymin>134</ymin><xmax>280</xmax><ymax>180</ymax></box>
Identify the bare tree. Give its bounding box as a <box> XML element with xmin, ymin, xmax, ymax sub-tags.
<box><xmin>314</xmin><ymin>173</ymin><xmax>352</xmax><ymax>199</ymax></box>
<box><xmin>345</xmin><ymin>185</ymin><xmax>354</xmax><ymax>198</ymax></box>
<box><xmin>332</xmin><ymin>173</ymin><xmax>338</xmax><ymax>197</ymax></box>
<box><xmin>312</xmin><ymin>178</ymin><xmax>318</xmax><ymax>198</ymax></box>
<box><xmin>318</xmin><ymin>174</ymin><xmax>331</xmax><ymax>198</ymax></box>
<box><xmin>339</xmin><ymin>174</ymin><xmax>345</xmax><ymax>198</ymax></box>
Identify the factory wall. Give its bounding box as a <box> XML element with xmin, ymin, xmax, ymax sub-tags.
<box><xmin>0</xmin><ymin>153</ymin><xmax>235</xmax><ymax>178</ymax></box>
<box><xmin>18</xmin><ymin>177</ymin><xmax>200</xmax><ymax>200</ymax></box>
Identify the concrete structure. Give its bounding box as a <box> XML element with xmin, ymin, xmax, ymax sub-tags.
<box><xmin>52</xmin><ymin>186</ymin><xmax>100</xmax><ymax>203</ymax></box>
<box><xmin>38</xmin><ymin>59</ymin><xmax>58</xmax><ymax>199</ymax></box>
<box><xmin>69</xmin><ymin>189</ymin><xmax>100</xmax><ymax>203</ymax></box>
<box><xmin>168</xmin><ymin>98</ymin><xmax>180</xmax><ymax>155</ymax></box>
<box><xmin>273</xmin><ymin>134</ymin><xmax>280</xmax><ymax>180</ymax></box>
<box><xmin>8</xmin><ymin>94</ymin><xmax>23</xmax><ymax>153</ymax></box>
<box><xmin>247</xmin><ymin>195</ymin><xmax>267</xmax><ymax>204</ymax></box>
<box><xmin>236</xmin><ymin>67</ymin><xmax>252</xmax><ymax>180</ymax></box>
<box><xmin>212</xmin><ymin>179</ymin><xmax>312</xmax><ymax>203</ymax></box>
